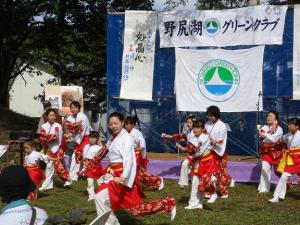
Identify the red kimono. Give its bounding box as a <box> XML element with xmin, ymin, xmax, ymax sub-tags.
<box><xmin>95</xmin><ymin>129</ymin><xmax>176</xmax><ymax>218</ymax></box>
<box><xmin>40</xmin><ymin>122</ymin><xmax>69</xmax><ymax>182</ymax></box>
<box><xmin>24</xmin><ymin>151</ymin><xmax>46</xmax><ymax>201</ymax></box>
<box><xmin>78</xmin><ymin>144</ymin><xmax>108</xmax><ymax>179</ymax></box>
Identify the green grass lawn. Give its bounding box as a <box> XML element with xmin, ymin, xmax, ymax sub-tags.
<box><xmin>27</xmin><ymin>179</ymin><xmax>300</xmax><ymax>225</ymax></box>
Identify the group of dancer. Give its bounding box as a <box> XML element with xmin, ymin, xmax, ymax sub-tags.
<box><xmin>162</xmin><ymin>106</ymin><xmax>300</xmax><ymax>207</ymax></box>
<box><xmin>162</xmin><ymin>105</ymin><xmax>235</xmax><ymax>209</ymax></box>
<box><xmin>257</xmin><ymin>110</ymin><xmax>300</xmax><ymax>203</ymax></box>
<box><xmin>0</xmin><ymin>101</ymin><xmax>176</xmax><ymax>224</ymax></box>
<box><xmin>0</xmin><ymin>102</ymin><xmax>300</xmax><ymax>224</ymax></box>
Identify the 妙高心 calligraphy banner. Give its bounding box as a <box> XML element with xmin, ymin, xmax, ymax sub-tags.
<box><xmin>159</xmin><ymin>5</ymin><xmax>287</xmax><ymax>48</ymax></box>
<box><xmin>175</xmin><ymin>46</ymin><xmax>264</xmax><ymax>112</ymax></box>
<box><xmin>293</xmin><ymin>5</ymin><xmax>300</xmax><ymax>100</ymax></box>
<box><xmin>120</xmin><ymin>11</ymin><xmax>157</xmax><ymax>101</ymax></box>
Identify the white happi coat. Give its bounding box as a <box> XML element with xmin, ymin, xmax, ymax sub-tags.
<box><xmin>260</xmin><ymin>125</ymin><xmax>283</xmax><ymax>143</ymax></box>
<box><xmin>186</xmin><ymin>130</ymin><xmax>195</xmax><ymax>142</ymax></box>
<box><xmin>283</xmin><ymin>130</ymin><xmax>300</xmax><ymax>148</ymax></box>
<box><xmin>107</xmin><ymin>128</ymin><xmax>136</xmax><ymax>188</ymax></box>
<box><xmin>205</xmin><ymin>119</ymin><xmax>227</xmax><ymax>156</ymax></box>
<box><xmin>41</xmin><ymin>122</ymin><xmax>62</xmax><ymax>154</ymax></box>
<box><xmin>189</xmin><ymin>133</ymin><xmax>212</xmax><ymax>160</ymax></box>
<box><xmin>24</xmin><ymin>150</ymin><xmax>47</xmax><ymax>165</ymax></box>
<box><xmin>83</xmin><ymin>144</ymin><xmax>101</xmax><ymax>160</ymax></box>
<box><xmin>129</xmin><ymin>128</ymin><xmax>146</xmax><ymax>159</ymax></box>
<box><xmin>66</xmin><ymin>112</ymin><xmax>91</xmax><ymax>144</ymax></box>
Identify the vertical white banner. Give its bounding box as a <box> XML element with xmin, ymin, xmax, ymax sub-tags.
<box><xmin>120</xmin><ymin>11</ymin><xmax>157</xmax><ymax>101</ymax></box>
<box><xmin>293</xmin><ymin>5</ymin><xmax>300</xmax><ymax>99</ymax></box>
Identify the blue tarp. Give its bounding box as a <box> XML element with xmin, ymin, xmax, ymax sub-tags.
<box><xmin>107</xmin><ymin>9</ymin><xmax>300</xmax><ymax>156</ymax></box>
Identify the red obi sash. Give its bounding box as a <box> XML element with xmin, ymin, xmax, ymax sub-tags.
<box><xmin>97</xmin><ymin>162</ymin><xmax>142</xmax><ymax>210</ymax></box>
<box><xmin>192</xmin><ymin>151</ymin><xmax>217</xmax><ymax>176</ymax></box>
<box><xmin>25</xmin><ymin>164</ymin><xmax>45</xmax><ymax>186</ymax></box>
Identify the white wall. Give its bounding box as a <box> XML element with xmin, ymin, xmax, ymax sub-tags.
<box><xmin>9</xmin><ymin>67</ymin><xmax>56</xmax><ymax>117</ymax></box>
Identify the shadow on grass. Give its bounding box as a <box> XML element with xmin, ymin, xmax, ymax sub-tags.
<box><xmin>287</xmin><ymin>191</ymin><xmax>300</xmax><ymax>200</ymax></box>
<box><xmin>203</xmin><ymin>204</ymin><xmax>213</xmax><ymax>211</ymax></box>
<box><xmin>54</xmin><ymin>179</ymin><xmax>66</xmax><ymax>189</ymax></box>
<box><xmin>38</xmin><ymin>191</ymin><xmax>51</xmax><ymax>198</ymax></box>
<box><xmin>117</xmin><ymin>211</ymin><xmax>173</xmax><ymax>225</ymax></box>
<box><xmin>177</xmin><ymin>196</ymin><xmax>189</xmax><ymax>204</ymax></box>
<box><xmin>116</xmin><ymin>210</ymin><xmax>143</xmax><ymax>225</ymax></box>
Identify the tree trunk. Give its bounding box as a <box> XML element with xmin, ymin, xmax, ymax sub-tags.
<box><xmin>0</xmin><ymin>45</ymin><xmax>16</xmax><ymax>108</ymax></box>
<box><xmin>0</xmin><ymin>88</ymin><xmax>9</xmax><ymax>108</ymax></box>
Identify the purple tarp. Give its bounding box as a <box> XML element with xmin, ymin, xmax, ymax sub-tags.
<box><xmin>146</xmin><ymin>160</ymin><xmax>298</xmax><ymax>184</ymax></box>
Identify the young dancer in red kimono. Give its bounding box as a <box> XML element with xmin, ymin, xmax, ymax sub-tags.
<box><xmin>23</xmin><ymin>141</ymin><xmax>46</xmax><ymax>200</ymax></box>
<box><xmin>124</xmin><ymin>116</ymin><xmax>164</xmax><ymax>192</ymax></box>
<box><xmin>269</xmin><ymin>117</ymin><xmax>300</xmax><ymax>203</ymax></box>
<box><xmin>64</xmin><ymin>101</ymin><xmax>91</xmax><ymax>182</ymax></box>
<box><xmin>205</xmin><ymin>106</ymin><xmax>235</xmax><ymax>203</ymax></box>
<box><xmin>161</xmin><ymin>115</ymin><xmax>196</xmax><ymax>187</ymax></box>
<box><xmin>257</xmin><ymin>110</ymin><xmax>284</xmax><ymax>193</ymax></box>
<box><xmin>39</xmin><ymin>109</ymin><xmax>71</xmax><ymax>190</ymax></box>
<box><xmin>176</xmin><ymin>119</ymin><xmax>217</xmax><ymax>209</ymax></box>
<box><xmin>94</xmin><ymin>112</ymin><xmax>176</xmax><ymax>225</ymax></box>
<box><xmin>78</xmin><ymin>131</ymin><xmax>108</xmax><ymax>201</ymax></box>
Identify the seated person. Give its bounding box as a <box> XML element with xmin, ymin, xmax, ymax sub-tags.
<box><xmin>0</xmin><ymin>165</ymin><xmax>48</xmax><ymax>225</ymax></box>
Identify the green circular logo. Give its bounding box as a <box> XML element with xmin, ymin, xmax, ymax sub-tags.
<box><xmin>204</xmin><ymin>18</ymin><xmax>221</xmax><ymax>36</ymax></box>
<box><xmin>197</xmin><ymin>59</ymin><xmax>240</xmax><ymax>102</ymax></box>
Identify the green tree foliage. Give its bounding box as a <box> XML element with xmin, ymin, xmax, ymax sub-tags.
<box><xmin>0</xmin><ymin>0</ymin><xmax>46</xmax><ymax>107</ymax></box>
<box><xmin>0</xmin><ymin>0</ymin><xmax>154</xmax><ymax>112</ymax></box>
<box><xmin>0</xmin><ymin>0</ymin><xmax>107</xmax><ymax>111</ymax></box>
<box><xmin>30</xmin><ymin>0</ymin><xmax>107</xmax><ymax>112</ymax></box>
<box><xmin>269</xmin><ymin>0</ymin><xmax>300</xmax><ymax>4</ymax></box>
<box><xmin>107</xmin><ymin>0</ymin><xmax>154</xmax><ymax>11</ymax></box>
<box><xmin>195</xmin><ymin>0</ymin><xmax>247</xmax><ymax>9</ymax></box>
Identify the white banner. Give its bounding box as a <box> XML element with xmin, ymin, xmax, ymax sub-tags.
<box><xmin>293</xmin><ymin>5</ymin><xmax>300</xmax><ymax>100</ymax></box>
<box><xmin>159</xmin><ymin>5</ymin><xmax>287</xmax><ymax>48</ymax></box>
<box><xmin>175</xmin><ymin>46</ymin><xmax>264</xmax><ymax>112</ymax></box>
<box><xmin>120</xmin><ymin>11</ymin><xmax>157</xmax><ymax>101</ymax></box>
